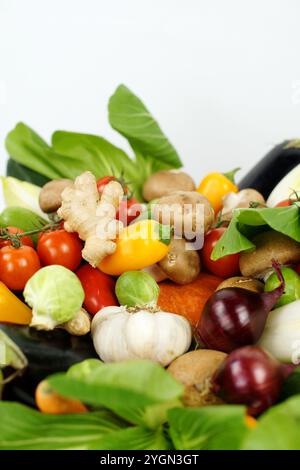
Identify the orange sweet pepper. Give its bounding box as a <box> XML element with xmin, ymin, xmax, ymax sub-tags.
<box><xmin>0</xmin><ymin>281</ymin><xmax>32</xmax><ymax>325</ymax></box>
<box><xmin>197</xmin><ymin>168</ymin><xmax>240</xmax><ymax>213</ymax></box>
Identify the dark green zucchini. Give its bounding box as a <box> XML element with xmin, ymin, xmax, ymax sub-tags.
<box><xmin>0</xmin><ymin>324</ymin><xmax>97</xmax><ymax>406</ymax></box>
<box><xmin>239</xmin><ymin>141</ymin><xmax>300</xmax><ymax>199</ymax></box>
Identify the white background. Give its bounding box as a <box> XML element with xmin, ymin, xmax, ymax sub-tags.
<box><xmin>1</xmin><ymin>0</ymin><xmax>300</xmax><ymax>199</ymax></box>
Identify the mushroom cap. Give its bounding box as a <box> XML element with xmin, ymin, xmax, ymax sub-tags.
<box><xmin>39</xmin><ymin>179</ymin><xmax>74</xmax><ymax>213</ymax></box>
<box><xmin>239</xmin><ymin>231</ymin><xmax>300</xmax><ymax>278</ymax></box>
<box><xmin>158</xmin><ymin>238</ymin><xmax>201</xmax><ymax>285</ymax></box>
<box><xmin>168</xmin><ymin>349</ymin><xmax>227</xmax><ymax>407</ymax></box>
<box><xmin>143</xmin><ymin>170</ymin><xmax>196</xmax><ymax>201</ymax></box>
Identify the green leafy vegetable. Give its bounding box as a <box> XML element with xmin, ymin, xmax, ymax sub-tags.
<box><xmin>168</xmin><ymin>406</ymin><xmax>248</xmax><ymax>450</ymax></box>
<box><xmin>0</xmin><ymin>402</ymin><xmax>170</xmax><ymax>450</ymax></box>
<box><xmin>50</xmin><ymin>131</ymin><xmax>145</xmax><ymax>200</ymax></box>
<box><xmin>24</xmin><ymin>265</ymin><xmax>84</xmax><ymax>330</ymax></box>
<box><xmin>93</xmin><ymin>426</ymin><xmax>170</xmax><ymax>450</ymax></box>
<box><xmin>0</xmin><ymin>403</ymin><xmax>126</xmax><ymax>450</ymax></box>
<box><xmin>109</xmin><ymin>84</ymin><xmax>182</xmax><ymax>170</ymax></box>
<box><xmin>212</xmin><ymin>204</ymin><xmax>300</xmax><ymax>260</ymax></box>
<box><xmin>3</xmin><ymin>356</ymin><xmax>300</xmax><ymax>450</ymax></box>
<box><xmin>115</xmin><ymin>271</ymin><xmax>160</xmax><ymax>307</ymax></box>
<box><xmin>67</xmin><ymin>358</ymin><xmax>103</xmax><ymax>380</ymax></box>
<box><xmin>242</xmin><ymin>395</ymin><xmax>300</xmax><ymax>450</ymax></box>
<box><xmin>5</xmin><ymin>123</ymin><xmax>68</xmax><ymax>180</ymax></box>
<box><xmin>49</xmin><ymin>359</ymin><xmax>183</xmax><ymax>429</ymax></box>
<box><xmin>6</xmin><ymin>158</ymin><xmax>50</xmax><ymax>187</ymax></box>
<box><xmin>5</xmin><ymin>86</ymin><xmax>182</xmax><ymax>201</ymax></box>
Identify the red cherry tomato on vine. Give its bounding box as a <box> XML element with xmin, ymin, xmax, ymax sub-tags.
<box><xmin>201</xmin><ymin>227</ymin><xmax>240</xmax><ymax>278</ymax></box>
<box><xmin>97</xmin><ymin>176</ymin><xmax>128</xmax><ymax>195</ymax></box>
<box><xmin>116</xmin><ymin>198</ymin><xmax>143</xmax><ymax>226</ymax></box>
<box><xmin>76</xmin><ymin>264</ymin><xmax>118</xmax><ymax>315</ymax></box>
<box><xmin>97</xmin><ymin>176</ymin><xmax>117</xmax><ymax>194</ymax></box>
<box><xmin>0</xmin><ymin>226</ymin><xmax>34</xmax><ymax>249</ymax></box>
<box><xmin>37</xmin><ymin>230</ymin><xmax>83</xmax><ymax>271</ymax></box>
<box><xmin>0</xmin><ymin>245</ymin><xmax>41</xmax><ymax>290</ymax></box>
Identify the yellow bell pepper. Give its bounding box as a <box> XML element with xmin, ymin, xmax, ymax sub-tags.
<box><xmin>0</xmin><ymin>282</ymin><xmax>32</xmax><ymax>325</ymax></box>
<box><xmin>99</xmin><ymin>219</ymin><xmax>170</xmax><ymax>276</ymax></box>
<box><xmin>197</xmin><ymin>168</ymin><xmax>240</xmax><ymax>213</ymax></box>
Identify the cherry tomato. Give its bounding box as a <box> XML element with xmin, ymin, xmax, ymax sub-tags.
<box><xmin>76</xmin><ymin>264</ymin><xmax>118</xmax><ymax>315</ymax></box>
<box><xmin>0</xmin><ymin>245</ymin><xmax>41</xmax><ymax>290</ymax></box>
<box><xmin>0</xmin><ymin>227</ymin><xmax>34</xmax><ymax>249</ymax></box>
<box><xmin>97</xmin><ymin>175</ymin><xmax>129</xmax><ymax>196</ymax></box>
<box><xmin>96</xmin><ymin>176</ymin><xmax>117</xmax><ymax>195</ymax></box>
<box><xmin>37</xmin><ymin>230</ymin><xmax>83</xmax><ymax>271</ymax></box>
<box><xmin>116</xmin><ymin>198</ymin><xmax>143</xmax><ymax>226</ymax></box>
<box><xmin>201</xmin><ymin>227</ymin><xmax>240</xmax><ymax>278</ymax></box>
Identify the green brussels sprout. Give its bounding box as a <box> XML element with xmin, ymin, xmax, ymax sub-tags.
<box><xmin>115</xmin><ymin>271</ymin><xmax>160</xmax><ymax>307</ymax></box>
<box><xmin>24</xmin><ymin>265</ymin><xmax>84</xmax><ymax>330</ymax></box>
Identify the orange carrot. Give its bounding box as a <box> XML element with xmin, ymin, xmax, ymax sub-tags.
<box><xmin>158</xmin><ymin>273</ymin><xmax>222</xmax><ymax>326</ymax></box>
<box><xmin>35</xmin><ymin>379</ymin><xmax>88</xmax><ymax>415</ymax></box>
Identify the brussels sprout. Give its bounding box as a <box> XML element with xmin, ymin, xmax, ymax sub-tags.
<box><xmin>264</xmin><ymin>267</ymin><xmax>300</xmax><ymax>307</ymax></box>
<box><xmin>24</xmin><ymin>265</ymin><xmax>84</xmax><ymax>330</ymax></box>
<box><xmin>115</xmin><ymin>271</ymin><xmax>160</xmax><ymax>307</ymax></box>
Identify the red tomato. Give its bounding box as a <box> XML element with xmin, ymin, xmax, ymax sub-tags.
<box><xmin>96</xmin><ymin>176</ymin><xmax>117</xmax><ymax>195</ymax></box>
<box><xmin>37</xmin><ymin>230</ymin><xmax>83</xmax><ymax>271</ymax></box>
<box><xmin>0</xmin><ymin>227</ymin><xmax>34</xmax><ymax>249</ymax></box>
<box><xmin>97</xmin><ymin>175</ymin><xmax>128</xmax><ymax>196</ymax></box>
<box><xmin>76</xmin><ymin>264</ymin><xmax>118</xmax><ymax>315</ymax></box>
<box><xmin>275</xmin><ymin>200</ymin><xmax>293</xmax><ymax>207</ymax></box>
<box><xmin>201</xmin><ymin>227</ymin><xmax>240</xmax><ymax>278</ymax></box>
<box><xmin>0</xmin><ymin>245</ymin><xmax>41</xmax><ymax>290</ymax></box>
<box><xmin>116</xmin><ymin>198</ymin><xmax>143</xmax><ymax>226</ymax></box>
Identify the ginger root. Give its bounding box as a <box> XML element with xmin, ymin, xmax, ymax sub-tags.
<box><xmin>57</xmin><ymin>171</ymin><xmax>124</xmax><ymax>267</ymax></box>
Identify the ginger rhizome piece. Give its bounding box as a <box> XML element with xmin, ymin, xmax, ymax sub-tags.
<box><xmin>58</xmin><ymin>171</ymin><xmax>124</xmax><ymax>267</ymax></box>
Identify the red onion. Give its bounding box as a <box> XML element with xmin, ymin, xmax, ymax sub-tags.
<box><xmin>196</xmin><ymin>261</ymin><xmax>285</xmax><ymax>353</ymax></box>
<box><xmin>212</xmin><ymin>346</ymin><xmax>284</xmax><ymax>416</ymax></box>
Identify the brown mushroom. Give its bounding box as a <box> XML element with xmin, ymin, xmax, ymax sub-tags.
<box><xmin>143</xmin><ymin>170</ymin><xmax>196</xmax><ymax>202</ymax></box>
<box><xmin>216</xmin><ymin>276</ymin><xmax>264</xmax><ymax>293</ymax></box>
<box><xmin>239</xmin><ymin>231</ymin><xmax>300</xmax><ymax>278</ymax></box>
<box><xmin>168</xmin><ymin>350</ymin><xmax>227</xmax><ymax>407</ymax></box>
<box><xmin>158</xmin><ymin>238</ymin><xmax>201</xmax><ymax>285</ymax></box>
<box><xmin>152</xmin><ymin>191</ymin><xmax>214</xmax><ymax>240</ymax></box>
<box><xmin>219</xmin><ymin>188</ymin><xmax>266</xmax><ymax>223</ymax></box>
<box><xmin>39</xmin><ymin>179</ymin><xmax>74</xmax><ymax>214</ymax></box>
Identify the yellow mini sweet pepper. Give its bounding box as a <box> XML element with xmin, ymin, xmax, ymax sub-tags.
<box><xmin>99</xmin><ymin>219</ymin><xmax>170</xmax><ymax>276</ymax></box>
<box><xmin>0</xmin><ymin>281</ymin><xmax>32</xmax><ymax>325</ymax></box>
<box><xmin>197</xmin><ymin>168</ymin><xmax>240</xmax><ymax>213</ymax></box>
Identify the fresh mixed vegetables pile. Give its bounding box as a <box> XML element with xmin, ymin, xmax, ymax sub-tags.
<box><xmin>1</xmin><ymin>85</ymin><xmax>300</xmax><ymax>450</ymax></box>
